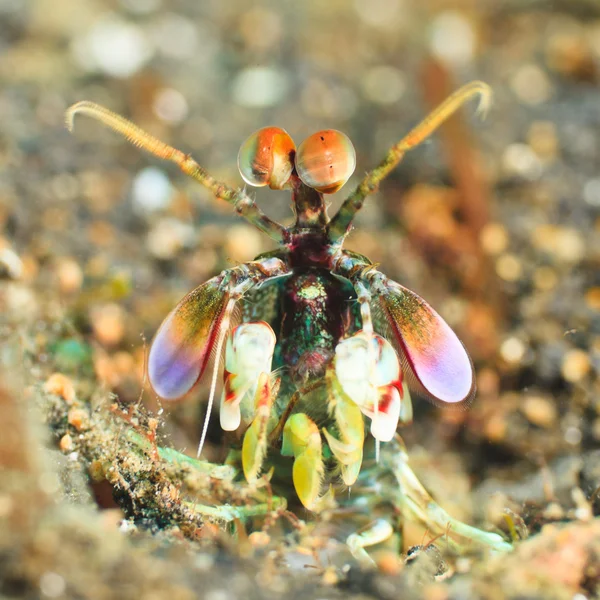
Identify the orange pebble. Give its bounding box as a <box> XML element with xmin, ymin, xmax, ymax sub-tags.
<box><xmin>59</xmin><ymin>433</ymin><xmax>74</xmax><ymax>452</ymax></box>
<box><xmin>67</xmin><ymin>408</ymin><xmax>89</xmax><ymax>431</ymax></box>
<box><xmin>44</xmin><ymin>373</ymin><xmax>76</xmax><ymax>404</ymax></box>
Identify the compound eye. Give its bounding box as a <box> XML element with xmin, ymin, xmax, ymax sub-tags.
<box><xmin>237</xmin><ymin>127</ymin><xmax>296</xmax><ymax>190</ymax></box>
<box><xmin>295</xmin><ymin>130</ymin><xmax>356</xmax><ymax>194</ymax></box>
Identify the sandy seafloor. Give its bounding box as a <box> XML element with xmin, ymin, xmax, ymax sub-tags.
<box><xmin>1</xmin><ymin>0</ymin><xmax>600</xmax><ymax>598</ymax></box>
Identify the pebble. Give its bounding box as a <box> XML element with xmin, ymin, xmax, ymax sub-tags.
<box><xmin>73</xmin><ymin>15</ymin><xmax>153</xmax><ymax>78</ymax></box>
<box><xmin>67</xmin><ymin>408</ymin><xmax>90</xmax><ymax>431</ymax></box>
<box><xmin>502</xmin><ymin>143</ymin><xmax>542</xmax><ymax>179</ymax></box>
<box><xmin>0</xmin><ymin>247</ymin><xmax>23</xmax><ymax>279</ymax></box>
<box><xmin>561</xmin><ymin>349</ymin><xmax>591</xmax><ymax>382</ymax></box>
<box><xmin>500</xmin><ymin>337</ymin><xmax>527</xmax><ymax>365</ymax></box>
<box><xmin>480</xmin><ymin>223</ymin><xmax>508</xmax><ymax>255</ymax></box>
<box><xmin>584</xmin><ymin>287</ymin><xmax>600</xmax><ymax>311</ymax></box>
<box><xmin>232</xmin><ymin>67</ymin><xmax>289</xmax><ymax>108</ymax></box>
<box><xmin>353</xmin><ymin>0</ymin><xmax>402</xmax><ymax>29</ymax></box>
<box><xmin>363</xmin><ymin>65</ymin><xmax>406</xmax><ymax>105</ymax></box>
<box><xmin>564</xmin><ymin>426</ymin><xmax>582</xmax><ymax>445</ymax></box>
<box><xmin>224</xmin><ymin>224</ymin><xmax>263</xmax><ymax>263</ymax></box>
<box><xmin>39</xmin><ymin>572</ymin><xmax>66</xmax><ymax>598</ymax></box>
<box><xmin>56</xmin><ymin>258</ymin><xmax>83</xmax><ymax>294</ymax></box>
<box><xmin>146</xmin><ymin>218</ymin><xmax>195</xmax><ymax>260</ymax></box>
<box><xmin>429</xmin><ymin>11</ymin><xmax>476</xmax><ymax>66</ymax></box>
<box><xmin>532</xmin><ymin>225</ymin><xmax>585</xmax><ymax>264</ymax></box>
<box><xmin>527</xmin><ymin>121</ymin><xmax>558</xmax><ymax>161</ymax></box>
<box><xmin>151</xmin><ymin>13</ymin><xmax>201</xmax><ymax>60</ymax></box>
<box><xmin>120</xmin><ymin>0</ymin><xmax>161</xmax><ymax>15</ymax></box>
<box><xmin>152</xmin><ymin>88</ymin><xmax>189</xmax><ymax>125</ymax></box>
<box><xmin>583</xmin><ymin>178</ymin><xmax>600</xmax><ymax>207</ymax></box>
<box><xmin>495</xmin><ymin>253</ymin><xmax>522</xmax><ymax>282</ymax></box>
<box><xmin>522</xmin><ymin>395</ymin><xmax>558</xmax><ymax>428</ymax></box>
<box><xmin>510</xmin><ymin>64</ymin><xmax>553</xmax><ymax>105</ymax></box>
<box><xmin>533</xmin><ymin>266</ymin><xmax>558</xmax><ymax>291</ymax></box>
<box><xmin>546</xmin><ymin>30</ymin><xmax>594</xmax><ymax>78</ymax></box>
<box><xmin>239</xmin><ymin>8</ymin><xmax>282</xmax><ymax>52</ymax></box>
<box><xmin>43</xmin><ymin>373</ymin><xmax>76</xmax><ymax>404</ymax></box>
<box><xmin>59</xmin><ymin>433</ymin><xmax>74</xmax><ymax>452</ymax></box>
<box><xmin>90</xmin><ymin>303</ymin><xmax>126</xmax><ymax>346</ymax></box>
<box><xmin>132</xmin><ymin>167</ymin><xmax>174</xmax><ymax>213</ymax></box>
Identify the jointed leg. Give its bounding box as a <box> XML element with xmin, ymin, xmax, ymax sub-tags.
<box><xmin>328</xmin><ymin>81</ymin><xmax>491</xmax><ymax>242</ymax></box>
<box><xmin>66</xmin><ymin>102</ymin><xmax>288</xmax><ymax>243</ymax></box>
<box><xmin>381</xmin><ymin>439</ymin><xmax>512</xmax><ymax>553</ymax></box>
<box><xmin>323</xmin><ymin>369</ymin><xmax>365</xmax><ymax>486</ymax></box>
<box><xmin>281</xmin><ymin>413</ymin><xmax>326</xmax><ymax>511</ymax></box>
<box><xmin>347</xmin><ymin>519</ymin><xmax>394</xmax><ymax>566</ymax></box>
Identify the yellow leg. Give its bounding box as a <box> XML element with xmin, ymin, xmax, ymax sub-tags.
<box><xmin>242</xmin><ymin>372</ymin><xmax>276</xmax><ymax>483</ymax></box>
<box><xmin>281</xmin><ymin>413</ymin><xmax>324</xmax><ymax>511</ymax></box>
<box><xmin>323</xmin><ymin>369</ymin><xmax>365</xmax><ymax>486</ymax></box>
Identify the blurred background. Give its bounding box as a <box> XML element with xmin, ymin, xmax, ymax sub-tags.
<box><xmin>1</xmin><ymin>0</ymin><xmax>599</xmax><ymax>547</ymax></box>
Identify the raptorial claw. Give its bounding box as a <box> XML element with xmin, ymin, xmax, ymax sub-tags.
<box><xmin>334</xmin><ymin>331</ymin><xmax>405</xmax><ymax>442</ymax></box>
<box><xmin>220</xmin><ymin>322</ymin><xmax>276</xmax><ymax>431</ymax></box>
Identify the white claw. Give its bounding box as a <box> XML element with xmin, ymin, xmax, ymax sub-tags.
<box><xmin>334</xmin><ymin>331</ymin><xmax>403</xmax><ymax>442</ymax></box>
<box><xmin>220</xmin><ymin>322</ymin><xmax>276</xmax><ymax>431</ymax></box>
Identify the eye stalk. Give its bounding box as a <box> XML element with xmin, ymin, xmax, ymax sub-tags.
<box><xmin>237</xmin><ymin>127</ymin><xmax>296</xmax><ymax>190</ymax></box>
<box><xmin>295</xmin><ymin>130</ymin><xmax>356</xmax><ymax>194</ymax></box>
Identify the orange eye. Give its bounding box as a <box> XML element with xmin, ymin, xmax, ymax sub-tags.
<box><xmin>237</xmin><ymin>127</ymin><xmax>296</xmax><ymax>190</ymax></box>
<box><xmin>295</xmin><ymin>130</ymin><xmax>356</xmax><ymax>194</ymax></box>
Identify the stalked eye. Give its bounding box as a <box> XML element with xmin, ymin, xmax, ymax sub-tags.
<box><xmin>295</xmin><ymin>130</ymin><xmax>356</xmax><ymax>194</ymax></box>
<box><xmin>237</xmin><ymin>127</ymin><xmax>296</xmax><ymax>190</ymax></box>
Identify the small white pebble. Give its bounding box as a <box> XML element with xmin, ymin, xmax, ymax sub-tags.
<box><xmin>151</xmin><ymin>13</ymin><xmax>201</xmax><ymax>60</ymax></box>
<box><xmin>40</xmin><ymin>572</ymin><xmax>66</xmax><ymax>598</ymax></box>
<box><xmin>132</xmin><ymin>167</ymin><xmax>173</xmax><ymax>213</ymax></box>
<box><xmin>583</xmin><ymin>178</ymin><xmax>600</xmax><ymax>207</ymax></box>
<box><xmin>363</xmin><ymin>65</ymin><xmax>406</xmax><ymax>105</ymax></box>
<box><xmin>429</xmin><ymin>11</ymin><xmax>476</xmax><ymax>66</ymax></box>
<box><xmin>500</xmin><ymin>337</ymin><xmax>526</xmax><ymax>364</ymax></box>
<box><xmin>146</xmin><ymin>218</ymin><xmax>194</xmax><ymax>259</ymax></box>
<box><xmin>120</xmin><ymin>0</ymin><xmax>161</xmax><ymax>14</ymax></box>
<box><xmin>354</xmin><ymin>0</ymin><xmax>402</xmax><ymax>28</ymax></box>
<box><xmin>0</xmin><ymin>248</ymin><xmax>23</xmax><ymax>279</ymax></box>
<box><xmin>502</xmin><ymin>143</ymin><xmax>542</xmax><ymax>179</ymax></box>
<box><xmin>73</xmin><ymin>15</ymin><xmax>153</xmax><ymax>78</ymax></box>
<box><xmin>232</xmin><ymin>67</ymin><xmax>289</xmax><ymax>107</ymax></box>
<box><xmin>195</xmin><ymin>553</ymin><xmax>214</xmax><ymax>571</ymax></box>
<box><xmin>205</xmin><ymin>590</ymin><xmax>229</xmax><ymax>600</ymax></box>
<box><xmin>510</xmin><ymin>64</ymin><xmax>553</xmax><ymax>105</ymax></box>
<box><xmin>564</xmin><ymin>426</ymin><xmax>582</xmax><ymax>445</ymax></box>
<box><xmin>153</xmin><ymin>88</ymin><xmax>188</xmax><ymax>124</ymax></box>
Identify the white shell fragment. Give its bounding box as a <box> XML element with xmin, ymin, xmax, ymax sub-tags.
<box><xmin>220</xmin><ymin>322</ymin><xmax>276</xmax><ymax>431</ymax></box>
